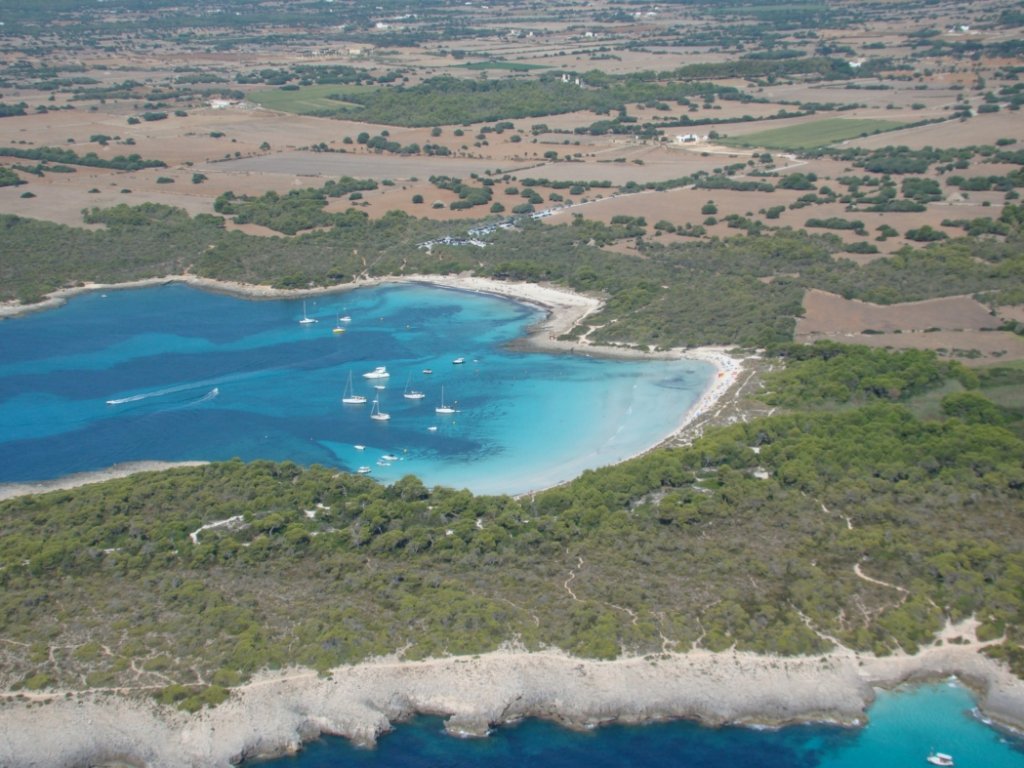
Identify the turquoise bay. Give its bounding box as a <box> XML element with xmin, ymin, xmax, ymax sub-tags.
<box><xmin>0</xmin><ymin>283</ymin><xmax>712</xmax><ymax>494</ymax></box>
<box><xmin>254</xmin><ymin>682</ymin><xmax>1024</xmax><ymax>768</ymax></box>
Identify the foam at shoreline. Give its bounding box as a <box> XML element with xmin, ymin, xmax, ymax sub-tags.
<box><xmin>6</xmin><ymin>276</ymin><xmax>1018</xmax><ymax>768</ymax></box>
<box><xmin>3</xmin><ymin>631</ymin><xmax>1024</xmax><ymax>768</ymax></box>
<box><xmin>0</xmin><ymin>274</ymin><xmax>741</xmax><ymax>501</ymax></box>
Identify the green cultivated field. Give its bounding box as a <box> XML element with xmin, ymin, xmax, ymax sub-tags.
<box><xmin>721</xmin><ymin>118</ymin><xmax>909</xmax><ymax>150</ymax></box>
<box><xmin>250</xmin><ymin>84</ymin><xmax>366</xmax><ymax>114</ymax></box>
<box><xmin>461</xmin><ymin>60</ymin><xmax>548</xmax><ymax>71</ymax></box>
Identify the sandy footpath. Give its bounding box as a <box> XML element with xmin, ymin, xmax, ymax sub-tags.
<box><xmin>2</xmin><ymin>628</ymin><xmax>1023</xmax><ymax>768</ymax></box>
<box><xmin>2</xmin><ymin>278</ymin><xmax>1023</xmax><ymax>766</ymax></box>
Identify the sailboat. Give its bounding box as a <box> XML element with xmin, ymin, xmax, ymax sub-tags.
<box><xmin>370</xmin><ymin>396</ymin><xmax>390</xmax><ymax>421</ymax></box>
<box><xmin>299</xmin><ymin>300</ymin><xmax>317</xmax><ymax>325</ymax></box>
<box><xmin>403</xmin><ymin>372</ymin><xmax>426</xmax><ymax>400</ymax></box>
<box><xmin>332</xmin><ymin>314</ymin><xmax>347</xmax><ymax>334</ymax></box>
<box><xmin>435</xmin><ymin>386</ymin><xmax>456</xmax><ymax>414</ymax></box>
<box><xmin>341</xmin><ymin>372</ymin><xmax>367</xmax><ymax>405</ymax></box>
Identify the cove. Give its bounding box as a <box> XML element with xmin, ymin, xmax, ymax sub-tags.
<box><xmin>0</xmin><ymin>283</ymin><xmax>713</xmax><ymax>495</ymax></box>
<box><xmin>252</xmin><ymin>681</ymin><xmax>1024</xmax><ymax>768</ymax></box>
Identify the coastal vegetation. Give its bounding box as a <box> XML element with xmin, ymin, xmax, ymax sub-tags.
<box><xmin>3</xmin><ymin>205</ymin><xmax>1022</xmax><ymax>349</ymax></box>
<box><xmin>1</xmin><ymin>0</ymin><xmax>1023</xmax><ymax>733</ymax></box>
<box><xmin>1</xmin><ymin>345</ymin><xmax>1021</xmax><ymax>709</ymax></box>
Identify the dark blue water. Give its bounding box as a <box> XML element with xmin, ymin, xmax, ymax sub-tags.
<box><xmin>0</xmin><ymin>283</ymin><xmax>712</xmax><ymax>494</ymax></box>
<box><xmin>5</xmin><ymin>288</ymin><xmax>1022</xmax><ymax>766</ymax></box>
<box><xmin>253</xmin><ymin>682</ymin><xmax>1024</xmax><ymax>768</ymax></box>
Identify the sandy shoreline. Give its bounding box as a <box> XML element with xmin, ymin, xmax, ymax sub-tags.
<box><xmin>2</xmin><ymin>624</ymin><xmax>1023</xmax><ymax>768</ymax></box>
<box><xmin>2</xmin><ymin>278</ymin><xmax>1023</xmax><ymax>765</ymax></box>
<box><xmin>0</xmin><ymin>461</ymin><xmax>209</xmax><ymax>502</ymax></box>
<box><xmin>0</xmin><ymin>273</ymin><xmax>743</xmax><ymax>502</ymax></box>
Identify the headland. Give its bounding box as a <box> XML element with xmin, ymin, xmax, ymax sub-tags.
<box><xmin>1</xmin><ymin>618</ymin><xmax>1021</xmax><ymax>768</ymax></box>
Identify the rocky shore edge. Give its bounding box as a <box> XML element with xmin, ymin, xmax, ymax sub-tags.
<box><xmin>2</xmin><ymin>631</ymin><xmax>1023</xmax><ymax>768</ymax></box>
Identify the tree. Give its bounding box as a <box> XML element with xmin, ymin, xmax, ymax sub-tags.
<box><xmin>941</xmin><ymin>392</ymin><xmax>1007</xmax><ymax>425</ymax></box>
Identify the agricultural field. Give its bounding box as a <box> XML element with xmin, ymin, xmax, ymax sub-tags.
<box><xmin>0</xmin><ymin>0</ymin><xmax>1022</xmax><ymax>361</ymax></box>
<box><xmin>3</xmin><ymin>5</ymin><xmax>1024</xmax><ymax>748</ymax></box>
<box><xmin>719</xmin><ymin>118</ymin><xmax>911</xmax><ymax>150</ymax></box>
<box><xmin>250</xmin><ymin>84</ymin><xmax>367</xmax><ymax>114</ymax></box>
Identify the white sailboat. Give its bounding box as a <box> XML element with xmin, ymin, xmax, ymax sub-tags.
<box><xmin>370</xmin><ymin>396</ymin><xmax>390</xmax><ymax>421</ymax></box>
<box><xmin>341</xmin><ymin>372</ymin><xmax>367</xmax><ymax>405</ymax></box>
<box><xmin>435</xmin><ymin>386</ymin><xmax>456</xmax><ymax>414</ymax></box>
<box><xmin>403</xmin><ymin>372</ymin><xmax>426</xmax><ymax>400</ymax></box>
<box><xmin>299</xmin><ymin>300</ymin><xmax>317</xmax><ymax>325</ymax></box>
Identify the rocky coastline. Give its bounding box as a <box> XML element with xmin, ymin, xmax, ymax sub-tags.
<box><xmin>2</xmin><ymin>632</ymin><xmax>1023</xmax><ymax>768</ymax></box>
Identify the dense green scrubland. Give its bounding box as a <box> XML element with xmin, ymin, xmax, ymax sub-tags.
<box><xmin>0</xmin><ymin>341</ymin><xmax>1022</xmax><ymax>712</ymax></box>
<box><xmin>2</xmin><ymin>204</ymin><xmax>1023</xmax><ymax>350</ymax></box>
<box><xmin>2</xmin><ymin>203</ymin><xmax>1022</xmax><ymax>713</ymax></box>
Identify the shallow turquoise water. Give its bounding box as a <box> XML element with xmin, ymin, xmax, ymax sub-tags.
<box><xmin>4</xmin><ymin>288</ymin><xmax>1022</xmax><ymax>766</ymax></box>
<box><xmin>0</xmin><ymin>283</ymin><xmax>712</xmax><ymax>495</ymax></box>
<box><xmin>253</xmin><ymin>682</ymin><xmax>1024</xmax><ymax>767</ymax></box>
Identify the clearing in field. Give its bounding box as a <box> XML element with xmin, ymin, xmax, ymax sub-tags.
<box><xmin>250</xmin><ymin>84</ymin><xmax>366</xmax><ymax>115</ymax></box>
<box><xmin>720</xmin><ymin>118</ymin><xmax>910</xmax><ymax>150</ymax></box>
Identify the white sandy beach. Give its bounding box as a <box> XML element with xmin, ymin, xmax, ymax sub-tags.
<box><xmin>0</xmin><ymin>461</ymin><xmax>209</xmax><ymax>502</ymax></box>
<box><xmin>2</xmin><ymin>622</ymin><xmax>1023</xmax><ymax>768</ymax></box>
<box><xmin>1</xmin><ymin>277</ymin><xmax>1023</xmax><ymax>766</ymax></box>
<box><xmin>0</xmin><ymin>273</ymin><xmax>745</xmax><ymax>502</ymax></box>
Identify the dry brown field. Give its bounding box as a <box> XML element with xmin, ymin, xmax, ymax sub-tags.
<box><xmin>850</xmin><ymin>112</ymin><xmax>1023</xmax><ymax>150</ymax></box>
<box><xmin>795</xmin><ymin>290</ymin><xmax>1024</xmax><ymax>363</ymax></box>
<box><xmin>206</xmin><ymin>151</ymin><xmax>535</xmax><ymax>180</ymax></box>
<box><xmin>0</xmin><ymin>0</ymin><xmax>1020</xmax><ymax>302</ymax></box>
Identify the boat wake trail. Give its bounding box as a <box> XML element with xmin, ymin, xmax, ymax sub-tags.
<box><xmin>191</xmin><ymin>387</ymin><xmax>220</xmax><ymax>405</ymax></box>
<box><xmin>160</xmin><ymin>387</ymin><xmax>221</xmax><ymax>413</ymax></box>
<box><xmin>106</xmin><ymin>383</ymin><xmax>215</xmax><ymax>406</ymax></box>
